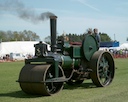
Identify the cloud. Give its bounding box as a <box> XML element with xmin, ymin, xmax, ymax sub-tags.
<box><xmin>74</xmin><ymin>0</ymin><xmax>100</xmax><ymax>12</ymax></box>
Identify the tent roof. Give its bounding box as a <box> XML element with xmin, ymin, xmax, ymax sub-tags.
<box><xmin>120</xmin><ymin>43</ymin><xmax>128</xmax><ymax>49</ymax></box>
<box><xmin>0</xmin><ymin>41</ymin><xmax>50</xmax><ymax>56</ymax></box>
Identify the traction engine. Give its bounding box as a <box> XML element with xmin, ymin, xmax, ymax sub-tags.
<box><xmin>17</xmin><ymin>16</ymin><xmax>115</xmax><ymax>96</ymax></box>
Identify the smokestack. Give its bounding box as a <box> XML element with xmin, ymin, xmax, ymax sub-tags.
<box><xmin>50</xmin><ymin>16</ymin><xmax>57</xmax><ymax>53</ymax></box>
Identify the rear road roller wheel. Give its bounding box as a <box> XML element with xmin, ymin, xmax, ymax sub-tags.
<box><xmin>90</xmin><ymin>51</ymin><xmax>115</xmax><ymax>87</ymax></box>
<box><xmin>18</xmin><ymin>64</ymin><xmax>64</xmax><ymax>96</ymax></box>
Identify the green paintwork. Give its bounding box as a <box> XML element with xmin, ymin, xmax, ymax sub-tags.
<box><xmin>61</xmin><ymin>55</ymin><xmax>80</xmax><ymax>69</ymax></box>
<box><xmin>82</xmin><ymin>35</ymin><xmax>98</xmax><ymax>61</ymax></box>
<box><xmin>70</xmin><ymin>46</ymin><xmax>82</xmax><ymax>58</ymax></box>
<box><xmin>61</xmin><ymin>55</ymin><xmax>73</xmax><ymax>69</ymax></box>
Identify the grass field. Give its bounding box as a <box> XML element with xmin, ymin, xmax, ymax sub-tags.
<box><xmin>0</xmin><ymin>58</ymin><xmax>128</xmax><ymax>102</ymax></box>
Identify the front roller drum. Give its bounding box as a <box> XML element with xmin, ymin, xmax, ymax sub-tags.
<box><xmin>18</xmin><ymin>64</ymin><xmax>64</xmax><ymax>96</ymax></box>
<box><xmin>90</xmin><ymin>51</ymin><xmax>115</xmax><ymax>87</ymax></box>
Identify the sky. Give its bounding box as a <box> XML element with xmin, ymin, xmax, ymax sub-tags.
<box><xmin>0</xmin><ymin>0</ymin><xmax>128</xmax><ymax>44</ymax></box>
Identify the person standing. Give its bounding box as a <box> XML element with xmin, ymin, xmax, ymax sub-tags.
<box><xmin>87</xmin><ymin>29</ymin><xmax>92</xmax><ymax>35</ymax></box>
<box><xmin>93</xmin><ymin>28</ymin><xmax>101</xmax><ymax>48</ymax></box>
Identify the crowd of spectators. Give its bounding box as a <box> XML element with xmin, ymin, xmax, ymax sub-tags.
<box><xmin>0</xmin><ymin>54</ymin><xmax>33</xmax><ymax>62</ymax></box>
<box><xmin>105</xmin><ymin>49</ymin><xmax>128</xmax><ymax>58</ymax></box>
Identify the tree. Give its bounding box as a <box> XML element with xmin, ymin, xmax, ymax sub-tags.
<box><xmin>19</xmin><ymin>31</ymin><xmax>25</xmax><ymax>41</ymax></box>
<box><xmin>126</xmin><ymin>37</ymin><xmax>128</xmax><ymax>42</ymax></box>
<box><xmin>13</xmin><ymin>31</ymin><xmax>19</xmax><ymax>41</ymax></box>
<box><xmin>0</xmin><ymin>31</ymin><xmax>7</xmax><ymax>41</ymax></box>
<box><xmin>44</xmin><ymin>28</ymin><xmax>112</xmax><ymax>44</ymax></box>
<box><xmin>100</xmin><ymin>33</ymin><xmax>111</xmax><ymax>42</ymax></box>
<box><xmin>32</xmin><ymin>33</ymin><xmax>40</xmax><ymax>41</ymax></box>
<box><xmin>44</xmin><ymin>36</ymin><xmax>51</xmax><ymax>44</ymax></box>
<box><xmin>0</xmin><ymin>30</ymin><xmax>40</xmax><ymax>42</ymax></box>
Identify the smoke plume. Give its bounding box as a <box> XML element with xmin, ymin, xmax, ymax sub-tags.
<box><xmin>0</xmin><ymin>0</ymin><xmax>56</xmax><ymax>24</ymax></box>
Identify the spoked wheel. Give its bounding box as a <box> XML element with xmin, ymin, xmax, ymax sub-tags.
<box><xmin>90</xmin><ymin>51</ymin><xmax>115</xmax><ymax>87</ymax></box>
<box><xmin>18</xmin><ymin>64</ymin><xmax>65</xmax><ymax>96</ymax></box>
<box><xmin>44</xmin><ymin>65</ymin><xmax>65</xmax><ymax>95</ymax></box>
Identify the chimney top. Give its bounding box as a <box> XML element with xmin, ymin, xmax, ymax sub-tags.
<box><xmin>50</xmin><ymin>16</ymin><xmax>57</xmax><ymax>19</ymax></box>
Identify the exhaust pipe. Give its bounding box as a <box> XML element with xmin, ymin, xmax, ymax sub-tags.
<box><xmin>50</xmin><ymin>16</ymin><xmax>57</xmax><ymax>53</ymax></box>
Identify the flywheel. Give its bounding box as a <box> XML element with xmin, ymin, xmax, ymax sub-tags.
<box><xmin>82</xmin><ymin>35</ymin><xmax>99</xmax><ymax>61</ymax></box>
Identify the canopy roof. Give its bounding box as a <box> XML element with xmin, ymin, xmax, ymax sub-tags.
<box><xmin>120</xmin><ymin>43</ymin><xmax>128</xmax><ymax>49</ymax></box>
<box><xmin>0</xmin><ymin>41</ymin><xmax>50</xmax><ymax>56</ymax></box>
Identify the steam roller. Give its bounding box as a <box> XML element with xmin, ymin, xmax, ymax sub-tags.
<box><xmin>17</xmin><ymin>16</ymin><xmax>115</xmax><ymax>96</ymax></box>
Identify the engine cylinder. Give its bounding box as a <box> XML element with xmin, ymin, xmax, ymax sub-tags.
<box><xmin>61</xmin><ymin>55</ymin><xmax>80</xmax><ymax>69</ymax></box>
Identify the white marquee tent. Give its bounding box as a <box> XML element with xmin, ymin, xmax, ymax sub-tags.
<box><xmin>120</xmin><ymin>43</ymin><xmax>128</xmax><ymax>49</ymax></box>
<box><xmin>0</xmin><ymin>41</ymin><xmax>50</xmax><ymax>56</ymax></box>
